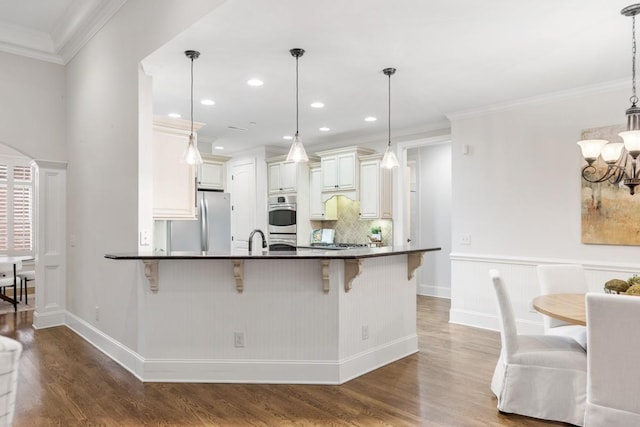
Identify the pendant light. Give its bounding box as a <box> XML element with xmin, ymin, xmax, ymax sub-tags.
<box><xmin>286</xmin><ymin>48</ymin><xmax>309</xmax><ymax>163</ymax></box>
<box><xmin>183</xmin><ymin>50</ymin><xmax>203</xmax><ymax>165</ymax></box>
<box><xmin>381</xmin><ymin>67</ymin><xmax>399</xmax><ymax>169</ymax></box>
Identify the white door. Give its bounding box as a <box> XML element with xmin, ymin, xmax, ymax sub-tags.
<box><xmin>231</xmin><ymin>161</ymin><xmax>256</xmax><ymax>250</ymax></box>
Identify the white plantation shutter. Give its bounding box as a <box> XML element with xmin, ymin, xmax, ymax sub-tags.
<box><xmin>0</xmin><ymin>165</ymin><xmax>8</xmax><ymax>252</ymax></box>
<box><xmin>0</xmin><ymin>159</ymin><xmax>33</xmax><ymax>255</ymax></box>
<box><xmin>13</xmin><ymin>165</ymin><xmax>32</xmax><ymax>251</ymax></box>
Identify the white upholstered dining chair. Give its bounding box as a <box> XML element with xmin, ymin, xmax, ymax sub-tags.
<box><xmin>536</xmin><ymin>264</ymin><xmax>588</xmax><ymax>349</ymax></box>
<box><xmin>0</xmin><ymin>335</ymin><xmax>22</xmax><ymax>426</ymax></box>
<box><xmin>584</xmin><ymin>293</ymin><xmax>640</xmax><ymax>426</ymax></box>
<box><xmin>489</xmin><ymin>269</ymin><xmax>587</xmax><ymax>426</ymax></box>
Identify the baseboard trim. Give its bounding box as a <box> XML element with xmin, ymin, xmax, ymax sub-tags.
<box><xmin>42</xmin><ymin>311</ymin><xmax>417</xmax><ymax>384</ymax></box>
<box><xmin>418</xmin><ymin>284</ymin><xmax>451</xmax><ymax>299</ymax></box>
<box><xmin>338</xmin><ymin>335</ymin><xmax>418</xmax><ymax>384</ymax></box>
<box><xmin>449</xmin><ymin>309</ymin><xmax>542</xmax><ymax>335</ymax></box>
<box><xmin>32</xmin><ymin>309</ymin><xmax>66</xmax><ymax>329</ymax></box>
<box><xmin>142</xmin><ymin>359</ymin><xmax>341</xmax><ymax>384</ymax></box>
<box><xmin>65</xmin><ymin>311</ymin><xmax>144</xmax><ymax>381</ymax></box>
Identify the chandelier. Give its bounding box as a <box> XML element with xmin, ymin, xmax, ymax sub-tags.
<box><xmin>577</xmin><ymin>4</ymin><xmax>640</xmax><ymax>195</ymax></box>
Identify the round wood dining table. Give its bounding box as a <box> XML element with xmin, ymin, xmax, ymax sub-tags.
<box><xmin>532</xmin><ymin>293</ymin><xmax>586</xmax><ymax>326</ymax></box>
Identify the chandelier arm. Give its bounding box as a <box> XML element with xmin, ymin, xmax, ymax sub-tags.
<box><xmin>581</xmin><ymin>164</ymin><xmax>627</xmax><ymax>184</ymax></box>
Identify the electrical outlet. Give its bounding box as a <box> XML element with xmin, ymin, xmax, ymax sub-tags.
<box><xmin>140</xmin><ymin>230</ymin><xmax>150</xmax><ymax>246</ymax></box>
<box><xmin>459</xmin><ymin>233</ymin><xmax>471</xmax><ymax>245</ymax></box>
<box><xmin>362</xmin><ymin>325</ymin><xmax>369</xmax><ymax>340</ymax></box>
<box><xmin>95</xmin><ymin>306</ymin><xmax>100</xmax><ymax>321</ymax></box>
<box><xmin>234</xmin><ymin>332</ymin><xmax>245</xmax><ymax>348</ymax></box>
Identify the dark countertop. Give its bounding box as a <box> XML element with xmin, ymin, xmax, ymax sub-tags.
<box><xmin>105</xmin><ymin>245</ymin><xmax>441</xmax><ymax>260</ymax></box>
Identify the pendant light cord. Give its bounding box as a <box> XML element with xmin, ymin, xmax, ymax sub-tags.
<box><xmin>296</xmin><ymin>55</ymin><xmax>299</xmax><ymax>135</ymax></box>
<box><xmin>633</xmin><ymin>15</ymin><xmax>638</xmax><ymax>106</ymax></box>
<box><xmin>190</xmin><ymin>55</ymin><xmax>195</xmax><ymax>136</ymax></box>
<box><xmin>388</xmin><ymin>72</ymin><xmax>391</xmax><ymax>147</ymax></box>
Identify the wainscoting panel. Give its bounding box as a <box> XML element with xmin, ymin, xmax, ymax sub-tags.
<box><xmin>450</xmin><ymin>253</ymin><xmax>640</xmax><ymax>334</ymax></box>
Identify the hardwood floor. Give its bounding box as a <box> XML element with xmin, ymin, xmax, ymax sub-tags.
<box><xmin>1</xmin><ymin>297</ymin><xmax>571</xmax><ymax>426</ymax></box>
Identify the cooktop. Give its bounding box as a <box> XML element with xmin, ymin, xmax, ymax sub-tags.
<box><xmin>304</xmin><ymin>243</ymin><xmax>369</xmax><ymax>250</ymax></box>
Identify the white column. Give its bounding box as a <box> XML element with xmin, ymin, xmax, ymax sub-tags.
<box><xmin>31</xmin><ymin>160</ymin><xmax>67</xmax><ymax>329</ymax></box>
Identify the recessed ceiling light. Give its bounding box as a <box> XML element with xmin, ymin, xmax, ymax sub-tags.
<box><xmin>319</xmin><ymin>127</ymin><xmax>330</xmax><ymax>132</ymax></box>
<box><xmin>310</xmin><ymin>102</ymin><xmax>324</xmax><ymax>108</ymax></box>
<box><xmin>365</xmin><ymin>116</ymin><xmax>377</xmax><ymax>122</ymax></box>
<box><xmin>201</xmin><ymin>99</ymin><xmax>215</xmax><ymax>106</ymax></box>
<box><xmin>283</xmin><ymin>135</ymin><xmax>293</xmax><ymax>140</ymax></box>
<box><xmin>214</xmin><ymin>146</ymin><xmax>224</xmax><ymax>150</ymax></box>
<box><xmin>247</xmin><ymin>79</ymin><xmax>264</xmax><ymax>86</ymax></box>
<box><xmin>168</xmin><ymin>113</ymin><xmax>181</xmax><ymax>118</ymax></box>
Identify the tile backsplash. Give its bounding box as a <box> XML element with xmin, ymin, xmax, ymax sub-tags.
<box><xmin>310</xmin><ymin>195</ymin><xmax>393</xmax><ymax>245</ymax></box>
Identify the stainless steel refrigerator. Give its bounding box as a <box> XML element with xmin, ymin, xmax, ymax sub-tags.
<box><xmin>168</xmin><ymin>190</ymin><xmax>231</xmax><ymax>252</ymax></box>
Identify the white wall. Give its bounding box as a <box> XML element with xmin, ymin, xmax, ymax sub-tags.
<box><xmin>414</xmin><ymin>142</ymin><xmax>452</xmax><ymax>298</ymax></box>
<box><xmin>0</xmin><ymin>51</ymin><xmax>65</xmax><ymax>159</ymax></box>
<box><xmin>65</xmin><ymin>0</ymin><xmax>225</xmax><ymax>352</ymax></box>
<box><xmin>449</xmin><ymin>83</ymin><xmax>638</xmax><ymax>332</ymax></box>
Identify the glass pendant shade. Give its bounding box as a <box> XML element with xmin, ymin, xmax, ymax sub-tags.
<box><xmin>381</xmin><ymin>144</ymin><xmax>399</xmax><ymax>169</ymax></box>
<box><xmin>286</xmin><ymin>133</ymin><xmax>309</xmax><ymax>163</ymax></box>
<box><xmin>184</xmin><ymin>134</ymin><xmax>203</xmax><ymax>165</ymax></box>
<box><xmin>600</xmin><ymin>142</ymin><xmax>625</xmax><ymax>163</ymax></box>
<box><xmin>577</xmin><ymin>139</ymin><xmax>608</xmax><ymax>164</ymax></box>
<box><xmin>619</xmin><ymin>130</ymin><xmax>640</xmax><ymax>158</ymax></box>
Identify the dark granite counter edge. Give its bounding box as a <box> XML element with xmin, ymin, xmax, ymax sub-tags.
<box><xmin>105</xmin><ymin>247</ymin><xmax>441</xmax><ymax>261</ymax></box>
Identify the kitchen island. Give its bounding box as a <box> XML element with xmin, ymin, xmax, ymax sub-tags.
<box><xmin>106</xmin><ymin>246</ymin><xmax>440</xmax><ymax>384</ymax></box>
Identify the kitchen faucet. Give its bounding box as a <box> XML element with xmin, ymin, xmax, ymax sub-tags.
<box><xmin>248</xmin><ymin>229</ymin><xmax>268</xmax><ymax>253</ymax></box>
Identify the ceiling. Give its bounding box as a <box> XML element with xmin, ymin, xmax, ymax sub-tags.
<box><xmin>1</xmin><ymin>1</ymin><xmax>637</xmax><ymax>156</ymax></box>
<box><xmin>0</xmin><ymin>0</ymin><xmax>125</xmax><ymax>64</ymax></box>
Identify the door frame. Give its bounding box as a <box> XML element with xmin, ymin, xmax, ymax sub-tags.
<box><xmin>392</xmin><ymin>134</ymin><xmax>451</xmax><ymax>247</ymax></box>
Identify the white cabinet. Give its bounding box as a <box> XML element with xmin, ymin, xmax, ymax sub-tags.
<box><xmin>309</xmin><ymin>163</ymin><xmax>337</xmax><ymax>220</ymax></box>
<box><xmin>316</xmin><ymin>146</ymin><xmax>375</xmax><ymax>202</ymax></box>
<box><xmin>198</xmin><ymin>154</ymin><xmax>229</xmax><ymax>190</ymax></box>
<box><xmin>321</xmin><ymin>152</ymin><xmax>357</xmax><ymax>191</ymax></box>
<box><xmin>152</xmin><ymin>117</ymin><xmax>204</xmax><ymax>220</ymax></box>
<box><xmin>268</xmin><ymin>160</ymin><xmax>297</xmax><ymax>194</ymax></box>
<box><xmin>359</xmin><ymin>154</ymin><xmax>393</xmax><ymax>219</ymax></box>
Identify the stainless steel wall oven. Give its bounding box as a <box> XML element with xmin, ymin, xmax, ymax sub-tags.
<box><xmin>268</xmin><ymin>195</ymin><xmax>297</xmax><ymax>251</ymax></box>
<box><xmin>268</xmin><ymin>195</ymin><xmax>296</xmax><ymax>234</ymax></box>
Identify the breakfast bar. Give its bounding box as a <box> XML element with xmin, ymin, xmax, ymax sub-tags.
<box><xmin>106</xmin><ymin>246</ymin><xmax>440</xmax><ymax>384</ymax></box>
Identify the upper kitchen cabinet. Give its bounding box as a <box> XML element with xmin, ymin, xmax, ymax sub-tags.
<box><xmin>152</xmin><ymin>116</ymin><xmax>204</xmax><ymax>220</ymax></box>
<box><xmin>316</xmin><ymin>146</ymin><xmax>375</xmax><ymax>201</ymax></box>
<box><xmin>359</xmin><ymin>154</ymin><xmax>393</xmax><ymax>219</ymax></box>
<box><xmin>266</xmin><ymin>155</ymin><xmax>317</xmax><ymax>195</ymax></box>
<box><xmin>309</xmin><ymin>162</ymin><xmax>337</xmax><ymax>220</ymax></box>
<box><xmin>267</xmin><ymin>159</ymin><xmax>298</xmax><ymax>194</ymax></box>
<box><xmin>198</xmin><ymin>154</ymin><xmax>230</xmax><ymax>191</ymax></box>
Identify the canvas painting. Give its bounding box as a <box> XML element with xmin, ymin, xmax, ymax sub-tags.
<box><xmin>581</xmin><ymin>124</ymin><xmax>640</xmax><ymax>245</ymax></box>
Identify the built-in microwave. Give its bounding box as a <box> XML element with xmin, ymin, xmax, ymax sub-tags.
<box><xmin>268</xmin><ymin>195</ymin><xmax>297</xmax><ymax>235</ymax></box>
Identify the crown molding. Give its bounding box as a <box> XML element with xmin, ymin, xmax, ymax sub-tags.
<box><xmin>0</xmin><ymin>0</ymin><xmax>126</xmax><ymax>65</ymax></box>
<box><xmin>446</xmin><ymin>79</ymin><xmax>628</xmax><ymax>122</ymax></box>
<box><xmin>56</xmin><ymin>0</ymin><xmax>127</xmax><ymax>64</ymax></box>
